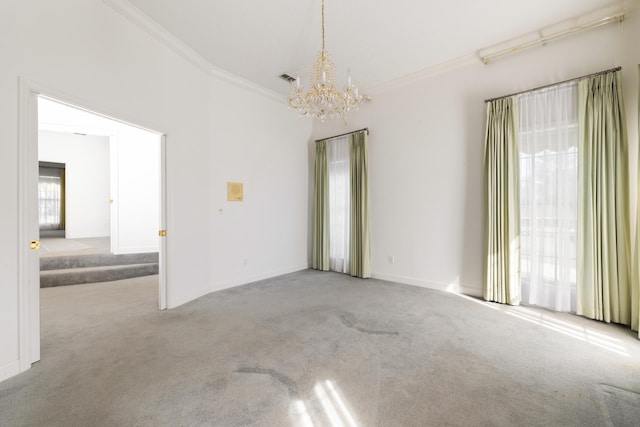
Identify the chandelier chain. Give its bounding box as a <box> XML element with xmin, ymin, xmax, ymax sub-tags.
<box><xmin>321</xmin><ymin>0</ymin><xmax>325</xmax><ymax>53</ymax></box>
<box><xmin>287</xmin><ymin>0</ymin><xmax>363</xmax><ymax>122</ymax></box>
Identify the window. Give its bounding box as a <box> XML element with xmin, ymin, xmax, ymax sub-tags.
<box><xmin>328</xmin><ymin>136</ymin><xmax>350</xmax><ymax>273</ymax></box>
<box><xmin>38</xmin><ymin>162</ymin><xmax>65</xmax><ymax>232</ymax></box>
<box><xmin>519</xmin><ymin>82</ymin><xmax>578</xmax><ymax>312</ymax></box>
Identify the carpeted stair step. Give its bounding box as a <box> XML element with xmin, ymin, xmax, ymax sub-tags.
<box><xmin>41</xmin><ymin>263</ymin><xmax>159</xmax><ymax>288</ymax></box>
<box><xmin>41</xmin><ymin>253</ymin><xmax>159</xmax><ymax>271</ymax></box>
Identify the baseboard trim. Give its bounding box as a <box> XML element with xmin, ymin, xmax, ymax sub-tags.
<box><xmin>167</xmin><ymin>285</ymin><xmax>210</xmax><ymax>310</ymax></box>
<box><xmin>0</xmin><ymin>360</ymin><xmax>21</xmax><ymax>383</ymax></box>
<box><xmin>460</xmin><ymin>286</ymin><xmax>483</xmax><ymax>298</ymax></box>
<box><xmin>64</xmin><ymin>234</ymin><xmax>110</xmax><ymax>239</ymax></box>
<box><xmin>112</xmin><ymin>246</ymin><xmax>159</xmax><ymax>255</ymax></box>
<box><xmin>371</xmin><ymin>272</ymin><xmax>482</xmax><ymax>298</ymax></box>
<box><xmin>211</xmin><ymin>265</ymin><xmax>308</xmax><ymax>293</ymax></box>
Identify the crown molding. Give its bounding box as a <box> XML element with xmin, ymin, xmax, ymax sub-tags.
<box><xmin>102</xmin><ymin>0</ymin><xmax>283</xmax><ymax>103</ymax></box>
<box><xmin>478</xmin><ymin>3</ymin><xmax>630</xmax><ymax>64</ymax></box>
<box><xmin>208</xmin><ymin>67</ymin><xmax>284</xmax><ymax>104</ymax></box>
<box><xmin>104</xmin><ymin>0</ymin><xmax>635</xmax><ymax>103</ymax></box>
<box><xmin>366</xmin><ymin>53</ymin><xmax>481</xmax><ymax>96</ymax></box>
<box><xmin>102</xmin><ymin>0</ymin><xmax>213</xmax><ymax>73</ymax></box>
<box><xmin>365</xmin><ymin>0</ymin><xmax>639</xmax><ymax>96</ymax></box>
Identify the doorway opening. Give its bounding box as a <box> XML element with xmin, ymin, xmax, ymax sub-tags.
<box><xmin>38</xmin><ymin>98</ymin><xmax>164</xmax><ymax>294</ymax></box>
<box><xmin>37</xmin><ymin>96</ymin><xmax>165</xmax><ymax>281</ymax></box>
<box><xmin>17</xmin><ymin>79</ymin><xmax>168</xmax><ymax>373</ymax></box>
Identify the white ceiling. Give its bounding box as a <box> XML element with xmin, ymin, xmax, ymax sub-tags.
<box><xmin>126</xmin><ymin>0</ymin><xmax>621</xmax><ymax>95</ymax></box>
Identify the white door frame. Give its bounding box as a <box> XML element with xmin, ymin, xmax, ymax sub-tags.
<box><xmin>17</xmin><ymin>78</ymin><xmax>168</xmax><ymax>372</ymax></box>
<box><xmin>159</xmin><ymin>134</ymin><xmax>168</xmax><ymax>310</ymax></box>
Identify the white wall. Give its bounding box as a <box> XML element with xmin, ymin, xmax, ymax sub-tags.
<box><xmin>0</xmin><ymin>0</ymin><xmax>311</xmax><ymax>382</ymax></box>
<box><xmin>312</xmin><ymin>5</ymin><xmax>640</xmax><ymax>297</ymax></box>
<box><xmin>209</xmin><ymin>80</ymin><xmax>311</xmax><ymax>291</ymax></box>
<box><xmin>110</xmin><ymin>129</ymin><xmax>161</xmax><ymax>254</ymax></box>
<box><xmin>38</xmin><ymin>131</ymin><xmax>110</xmax><ymax>238</ymax></box>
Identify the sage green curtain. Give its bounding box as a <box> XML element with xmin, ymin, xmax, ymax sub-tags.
<box><xmin>349</xmin><ymin>131</ymin><xmax>371</xmax><ymax>278</ymax></box>
<box><xmin>634</xmin><ymin>65</ymin><xmax>640</xmax><ymax>336</ymax></box>
<box><xmin>312</xmin><ymin>141</ymin><xmax>330</xmax><ymax>271</ymax></box>
<box><xmin>577</xmin><ymin>70</ymin><xmax>632</xmax><ymax>326</ymax></box>
<box><xmin>483</xmin><ymin>97</ymin><xmax>521</xmax><ymax>305</ymax></box>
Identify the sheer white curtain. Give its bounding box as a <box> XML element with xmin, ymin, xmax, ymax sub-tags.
<box><xmin>519</xmin><ymin>82</ymin><xmax>578</xmax><ymax>312</ymax></box>
<box><xmin>39</xmin><ymin>166</ymin><xmax>64</xmax><ymax>230</ymax></box>
<box><xmin>328</xmin><ymin>136</ymin><xmax>351</xmax><ymax>273</ymax></box>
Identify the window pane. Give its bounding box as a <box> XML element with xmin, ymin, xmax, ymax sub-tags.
<box><xmin>328</xmin><ymin>136</ymin><xmax>351</xmax><ymax>273</ymax></box>
<box><xmin>519</xmin><ymin>82</ymin><xmax>578</xmax><ymax>313</ymax></box>
<box><xmin>39</xmin><ymin>165</ymin><xmax>64</xmax><ymax>230</ymax></box>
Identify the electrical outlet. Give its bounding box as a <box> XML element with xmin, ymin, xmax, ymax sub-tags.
<box><xmin>243</xmin><ymin>258</ymin><xmax>248</xmax><ymax>267</ymax></box>
<box><xmin>388</xmin><ymin>255</ymin><xmax>395</xmax><ymax>264</ymax></box>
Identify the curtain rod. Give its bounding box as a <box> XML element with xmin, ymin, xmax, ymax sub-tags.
<box><xmin>315</xmin><ymin>127</ymin><xmax>369</xmax><ymax>142</ymax></box>
<box><xmin>484</xmin><ymin>66</ymin><xmax>622</xmax><ymax>103</ymax></box>
<box><xmin>480</xmin><ymin>12</ymin><xmax>625</xmax><ymax>64</ymax></box>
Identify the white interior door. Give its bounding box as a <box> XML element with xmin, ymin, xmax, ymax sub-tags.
<box><xmin>109</xmin><ymin>135</ymin><xmax>120</xmax><ymax>255</ymax></box>
<box><xmin>18</xmin><ymin>80</ymin><xmax>41</xmax><ymax>368</ymax></box>
<box><xmin>159</xmin><ymin>134</ymin><xmax>167</xmax><ymax>310</ymax></box>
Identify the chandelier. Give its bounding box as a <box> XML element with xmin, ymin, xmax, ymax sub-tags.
<box><xmin>288</xmin><ymin>0</ymin><xmax>363</xmax><ymax>122</ymax></box>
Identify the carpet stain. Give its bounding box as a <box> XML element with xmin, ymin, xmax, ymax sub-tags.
<box><xmin>235</xmin><ymin>367</ymin><xmax>299</xmax><ymax>398</ymax></box>
<box><xmin>598</xmin><ymin>384</ymin><xmax>640</xmax><ymax>427</ymax></box>
<box><xmin>203</xmin><ymin>376</ymin><xmax>228</xmax><ymax>393</ymax></box>
<box><xmin>339</xmin><ymin>313</ymin><xmax>399</xmax><ymax>336</ymax></box>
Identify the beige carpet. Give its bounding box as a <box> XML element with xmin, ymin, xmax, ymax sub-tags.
<box><xmin>1</xmin><ymin>270</ymin><xmax>639</xmax><ymax>426</ymax></box>
<box><xmin>40</xmin><ymin>237</ymin><xmax>111</xmax><ymax>258</ymax></box>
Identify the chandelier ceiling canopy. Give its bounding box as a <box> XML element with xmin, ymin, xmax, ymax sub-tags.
<box><xmin>287</xmin><ymin>0</ymin><xmax>363</xmax><ymax>122</ymax></box>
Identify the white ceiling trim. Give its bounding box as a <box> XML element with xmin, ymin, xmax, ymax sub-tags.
<box><xmin>208</xmin><ymin>67</ymin><xmax>285</xmax><ymax>104</ymax></box>
<box><xmin>102</xmin><ymin>0</ymin><xmax>284</xmax><ymax>103</ymax></box>
<box><xmin>367</xmin><ymin>1</ymin><xmax>635</xmax><ymax>96</ymax></box>
<box><xmin>478</xmin><ymin>3</ymin><xmax>630</xmax><ymax>64</ymax></box>
<box><xmin>102</xmin><ymin>0</ymin><xmax>213</xmax><ymax>73</ymax></box>
<box><xmin>102</xmin><ymin>0</ymin><xmax>637</xmax><ymax>104</ymax></box>
<box><xmin>366</xmin><ymin>54</ymin><xmax>481</xmax><ymax>96</ymax></box>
